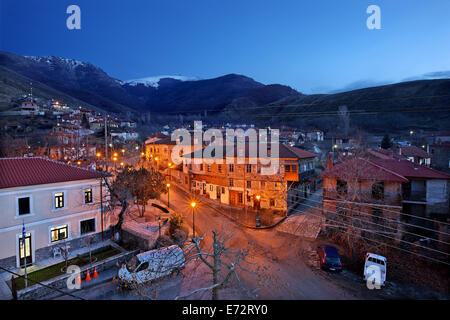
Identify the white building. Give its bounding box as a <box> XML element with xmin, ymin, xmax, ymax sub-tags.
<box><xmin>0</xmin><ymin>158</ymin><xmax>111</xmax><ymax>269</ymax></box>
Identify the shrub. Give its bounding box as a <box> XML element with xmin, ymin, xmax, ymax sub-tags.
<box><xmin>169</xmin><ymin>211</ymin><xmax>185</xmax><ymax>234</ymax></box>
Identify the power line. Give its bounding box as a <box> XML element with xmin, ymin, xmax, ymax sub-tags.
<box><xmin>288</xmin><ymin>193</ymin><xmax>450</xmax><ymax>247</ymax></box>
<box><xmin>287</xmin><ymin>205</ymin><xmax>450</xmax><ymax>266</ymax></box>
<box><xmin>160</xmin><ymin>92</ymin><xmax>450</xmax><ymax>114</ymax></box>
<box><xmin>288</xmin><ymin>200</ymin><xmax>450</xmax><ymax>256</ymax></box>
<box><xmin>288</xmin><ymin>187</ymin><xmax>450</xmax><ymax>234</ymax></box>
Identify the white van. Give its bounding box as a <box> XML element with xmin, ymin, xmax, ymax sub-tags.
<box><xmin>363</xmin><ymin>253</ymin><xmax>387</xmax><ymax>288</ymax></box>
<box><xmin>118</xmin><ymin>245</ymin><xmax>185</xmax><ymax>288</ymax></box>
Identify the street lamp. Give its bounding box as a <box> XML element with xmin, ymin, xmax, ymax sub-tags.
<box><xmin>255</xmin><ymin>195</ymin><xmax>261</xmax><ymax>227</ymax></box>
<box><xmin>166</xmin><ymin>183</ymin><xmax>171</xmax><ymax>208</ymax></box>
<box><xmin>191</xmin><ymin>201</ymin><xmax>196</xmax><ymax>239</ymax></box>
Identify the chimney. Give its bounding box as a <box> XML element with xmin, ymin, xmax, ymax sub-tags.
<box><xmin>326</xmin><ymin>152</ymin><xmax>333</xmax><ymax>170</ymax></box>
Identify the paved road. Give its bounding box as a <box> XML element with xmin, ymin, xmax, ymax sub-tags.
<box><xmin>55</xmin><ymin>186</ymin><xmax>371</xmax><ymax>300</ymax></box>
<box><xmin>160</xmin><ymin>186</ymin><xmax>363</xmax><ymax>300</ymax></box>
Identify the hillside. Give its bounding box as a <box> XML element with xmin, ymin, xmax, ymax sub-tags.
<box><xmin>0</xmin><ymin>51</ymin><xmax>298</xmax><ymax>115</ymax></box>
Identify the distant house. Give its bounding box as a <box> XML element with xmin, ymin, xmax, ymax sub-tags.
<box><xmin>370</xmin><ymin>146</ymin><xmax>432</xmax><ymax>167</ymax></box>
<box><xmin>430</xmin><ymin>143</ymin><xmax>450</xmax><ymax>174</ymax></box>
<box><xmin>0</xmin><ymin>158</ymin><xmax>110</xmax><ymax>269</ymax></box>
<box><xmin>319</xmin><ymin>155</ymin><xmax>450</xmax><ymax>242</ymax></box>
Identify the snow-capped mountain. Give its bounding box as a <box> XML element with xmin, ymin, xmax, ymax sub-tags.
<box><xmin>24</xmin><ymin>56</ymin><xmax>88</xmax><ymax>69</ymax></box>
<box><xmin>124</xmin><ymin>75</ymin><xmax>201</xmax><ymax>88</ymax></box>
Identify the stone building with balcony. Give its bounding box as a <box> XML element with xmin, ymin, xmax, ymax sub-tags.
<box><xmin>182</xmin><ymin>143</ymin><xmax>317</xmax><ymax>215</ymax></box>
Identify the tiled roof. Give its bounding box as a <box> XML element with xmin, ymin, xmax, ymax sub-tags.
<box><xmin>319</xmin><ymin>158</ymin><xmax>409</xmax><ymax>182</ymax></box>
<box><xmin>0</xmin><ymin>157</ymin><xmax>106</xmax><ymax>189</ymax></box>
<box><xmin>370</xmin><ymin>158</ymin><xmax>450</xmax><ymax>180</ymax></box>
<box><xmin>396</xmin><ymin>146</ymin><xmax>431</xmax><ymax>158</ymax></box>
<box><xmin>319</xmin><ymin>157</ymin><xmax>450</xmax><ymax>182</ymax></box>
<box><xmin>184</xmin><ymin>143</ymin><xmax>317</xmax><ymax>160</ymax></box>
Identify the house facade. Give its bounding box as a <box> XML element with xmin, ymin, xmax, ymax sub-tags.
<box><xmin>183</xmin><ymin>143</ymin><xmax>317</xmax><ymax>215</ymax></box>
<box><xmin>0</xmin><ymin>158</ymin><xmax>110</xmax><ymax>269</ymax></box>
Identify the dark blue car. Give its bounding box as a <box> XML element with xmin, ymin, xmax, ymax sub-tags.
<box><xmin>317</xmin><ymin>245</ymin><xmax>343</xmax><ymax>271</ymax></box>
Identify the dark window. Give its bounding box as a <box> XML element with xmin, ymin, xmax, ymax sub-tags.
<box><xmin>18</xmin><ymin>197</ymin><xmax>31</xmax><ymax>215</ymax></box>
<box><xmin>222</xmin><ymin>187</ymin><xmax>225</xmax><ymax>193</ymax></box>
<box><xmin>291</xmin><ymin>165</ymin><xmax>297</xmax><ymax>173</ymax></box>
<box><xmin>207</xmin><ymin>165</ymin><xmax>211</xmax><ymax>172</ymax></box>
<box><xmin>270</xmin><ymin>199</ymin><xmax>275</xmax><ymax>207</ymax></box>
<box><xmin>238</xmin><ymin>193</ymin><xmax>243</xmax><ymax>203</ymax></box>
<box><xmin>84</xmin><ymin>188</ymin><xmax>93</xmax><ymax>204</ymax></box>
<box><xmin>285</xmin><ymin>165</ymin><xmax>291</xmax><ymax>172</ymax></box>
<box><xmin>54</xmin><ymin>192</ymin><xmax>64</xmax><ymax>209</ymax></box>
<box><xmin>247</xmin><ymin>180</ymin><xmax>251</xmax><ymax>188</ymax></box>
<box><xmin>51</xmin><ymin>225</ymin><xmax>68</xmax><ymax>242</ymax></box>
<box><xmin>229</xmin><ymin>164</ymin><xmax>234</xmax><ymax>172</ymax></box>
<box><xmin>200</xmin><ymin>164</ymin><xmax>203</xmax><ymax>171</ymax></box>
<box><xmin>80</xmin><ymin>218</ymin><xmax>95</xmax><ymax>234</ymax></box>
<box><xmin>218</xmin><ymin>165</ymin><xmax>222</xmax><ymax>173</ymax></box>
<box><xmin>372</xmin><ymin>182</ymin><xmax>384</xmax><ymax>200</ymax></box>
<box><xmin>336</xmin><ymin>180</ymin><xmax>347</xmax><ymax>196</ymax></box>
<box><xmin>229</xmin><ymin>179</ymin><xmax>234</xmax><ymax>187</ymax></box>
<box><xmin>246</xmin><ymin>164</ymin><xmax>252</xmax><ymax>173</ymax></box>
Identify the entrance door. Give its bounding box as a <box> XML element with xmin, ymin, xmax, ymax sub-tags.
<box><xmin>19</xmin><ymin>233</ymin><xmax>32</xmax><ymax>266</ymax></box>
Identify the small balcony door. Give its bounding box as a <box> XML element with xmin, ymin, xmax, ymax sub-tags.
<box><xmin>19</xmin><ymin>233</ymin><xmax>32</xmax><ymax>267</ymax></box>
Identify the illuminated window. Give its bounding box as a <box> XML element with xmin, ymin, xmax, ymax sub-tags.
<box><xmin>84</xmin><ymin>188</ymin><xmax>93</xmax><ymax>204</ymax></box>
<box><xmin>51</xmin><ymin>225</ymin><xmax>68</xmax><ymax>242</ymax></box>
<box><xmin>54</xmin><ymin>192</ymin><xmax>64</xmax><ymax>209</ymax></box>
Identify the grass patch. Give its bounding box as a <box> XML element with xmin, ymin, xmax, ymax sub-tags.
<box><xmin>12</xmin><ymin>246</ymin><xmax>121</xmax><ymax>291</ymax></box>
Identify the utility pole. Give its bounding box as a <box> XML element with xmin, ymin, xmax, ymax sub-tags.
<box><xmin>104</xmin><ymin>115</ymin><xmax>108</xmax><ymax>172</ymax></box>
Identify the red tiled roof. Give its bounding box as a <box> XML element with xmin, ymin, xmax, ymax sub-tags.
<box><xmin>0</xmin><ymin>157</ymin><xmax>105</xmax><ymax>189</ymax></box>
<box><xmin>370</xmin><ymin>158</ymin><xmax>450</xmax><ymax>180</ymax></box>
<box><xmin>319</xmin><ymin>158</ymin><xmax>409</xmax><ymax>182</ymax></box>
<box><xmin>319</xmin><ymin>157</ymin><xmax>450</xmax><ymax>182</ymax></box>
<box><xmin>396</xmin><ymin>146</ymin><xmax>431</xmax><ymax>158</ymax></box>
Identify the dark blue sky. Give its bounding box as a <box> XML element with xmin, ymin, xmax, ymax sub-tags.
<box><xmin>1</xmin><ymin>0</ymin><xmax>450</xmax><ymax>93</ymax></box>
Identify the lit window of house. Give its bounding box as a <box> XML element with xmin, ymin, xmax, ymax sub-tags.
<box><xmin>51</xmin><ymin>225</ymin><xmax>68</xmax><ymax>242</ymax></box>
<box><xmin>54</xmin><ymin>192</ymin><xmax>65</xmax><ymax>209</ymax></box>
<box><xmin>84</xmin><ymin>188</ymin><xmax>93</xmax><ymax>204</ymax></box>
<box><xmin>210</xmin><ymin>185</ymin><xmax>214</xmax><ymax>192</ymax></box>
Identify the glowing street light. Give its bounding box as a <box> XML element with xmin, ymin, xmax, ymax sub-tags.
<box><xmin>191</xmin><ymin>201</ymin><xmax>197</xmax><ymax>239</ymax></box>
<box><xmin>255</xmin><ymin>195</ymin><xmax>261</xmax><ymax>227</ymax></box>
<box><xmin>166</xmin><ymin>183</ymin><xmax>171</xmax><ymax>208</ymax></box>
<box><xmin>120</xmin><ymin>162</ymin><xmax>124</xmax><ymax>167</ymax></box>
<box><xmin>96</xmin><ymin>152</ymin><xmax>101</xmax><ymax>158</ymax></box>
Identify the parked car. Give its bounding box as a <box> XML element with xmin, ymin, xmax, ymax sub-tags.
<box><xmin>316</xmin><ymin>244</ymin><xmax>343</xmax><ymax>271</ymax></box>
<box><xmin>363</xmin><ymin>253</ymin><xmax>387</xmax><ymax>287</ymax></box>
<box><xmin>118</xmin><ymin>245</ymin><xmax>185</xmax><ymax>288</ymax></box>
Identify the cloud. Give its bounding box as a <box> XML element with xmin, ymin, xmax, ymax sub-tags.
<box><xmin>403</xmin><ymin>70</ymin><xmax>450</xmax><ymax>81</ymax></box>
